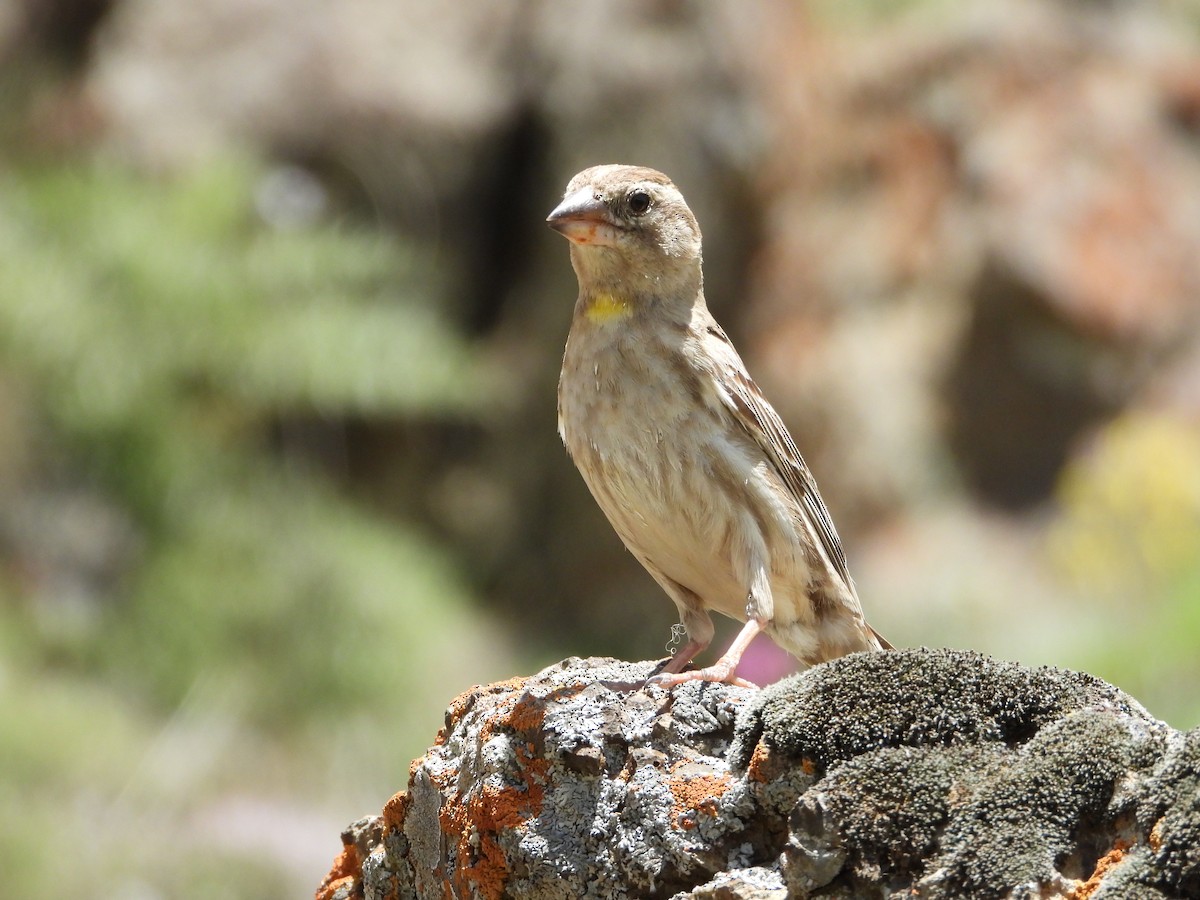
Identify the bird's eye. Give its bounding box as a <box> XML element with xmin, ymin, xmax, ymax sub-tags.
<box><xmin>627</xmin><ymin>189</ymin><xmax>652</xmax><ymax>215</ymax></box>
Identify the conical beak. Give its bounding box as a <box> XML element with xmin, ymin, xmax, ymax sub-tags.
<box><xmin>547</xmin><ymin>188</ymin><xmax>619</xmax><ymax>246</ymax></box>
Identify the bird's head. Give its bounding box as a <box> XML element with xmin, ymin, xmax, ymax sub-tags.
<box><xmin>547</xmin><ymin>165</ymin><xmax>703</xmax><ymax>300</ymax></box>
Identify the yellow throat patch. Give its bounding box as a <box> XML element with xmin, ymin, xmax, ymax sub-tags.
<box><xmin>584</xmin><ymin>292</ymin><xmax>632</xmax><ymax>323</ymax></box>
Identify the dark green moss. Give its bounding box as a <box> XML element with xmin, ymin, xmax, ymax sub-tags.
<box><xmin>1135</xmin><ymin>726</ymin><xmax>1200</xmax><ymax>896</ymax></box>
<box><xmin>731</xmin><ymin>648</ymin><xmax>1146</xmax><ymax>772</ymax></box>
<box><xmin>929</xmin><ymin>710</ymin><xmax>1136</xmax><ymax>897</ymax></box>
<box><xmin>787</xmin><ymin>745</ymin><xmax>1004</xmax><ymax>887</ymax></box>
<box><xmin>734</xmin><ymin>649</ymin><xmax>1195</xmax><ymax>898</ymax></box>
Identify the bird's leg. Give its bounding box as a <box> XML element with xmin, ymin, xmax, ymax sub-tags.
<box><xmin>648</xmin><ymin>585</ymin><xmax>713</xmax><ymax>678</ymax></box>
<box><xmin>648</xmin><ymin>618</ymin><xmax>763</xmax><ymax>689</ymax></box>
<box><xmin>658</xmin><ymin>635</ymin><xmax>707</xmax><ymax>674</ymax></box>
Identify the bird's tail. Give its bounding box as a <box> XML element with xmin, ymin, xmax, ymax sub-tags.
<box><xmin>868</xmin><ymin>624</ymin><xmax>894</xmax><ymax>651</ymax></box>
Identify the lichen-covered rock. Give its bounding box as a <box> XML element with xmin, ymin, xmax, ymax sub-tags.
<box><xmin>319</xmin><ymin>650</ymin><xmax>1200</xmax><ymax>899</ymax></box>
<box><xmin>372</xmin><ymin>657</ymin><xmax>797</xmax><ymax>899</ymax></box>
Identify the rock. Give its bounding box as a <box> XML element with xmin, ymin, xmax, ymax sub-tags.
<box><xmin>368</xmin><ymin>658</ymin><xmax>785</xmax><ymax>899</ymax></box>
<box><xmin>318</xmin><ymin>649</ymin><xmax>1200</xmax><ymax>899</ymax></box>
<box><xmin>746</xmin><ymin>0</ymin><xmax>1200</xmax><ymax>515</ymax></box>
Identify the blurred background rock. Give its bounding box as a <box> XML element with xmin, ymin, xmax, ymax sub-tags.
<box><xmin>1</xmin><ymin>0</ymin><xmax>1198</xmax><ymax>895</ymax></box>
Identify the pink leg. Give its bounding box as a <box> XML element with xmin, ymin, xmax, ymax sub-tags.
<box><xmin>659</xmin><ymin>639</ymin><xmax>707</xmax><ymax>675</ymax></box>
<box><xmin>648</xmin><ymin>618</ymin><xmax>763</xmax><ymax>689</ymax></box>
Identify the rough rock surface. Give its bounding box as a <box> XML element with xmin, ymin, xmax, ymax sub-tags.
<box><xmin>319</xmin><ymin>650</ymin><xmax>1200</xmax><ymax>899</ymax></box>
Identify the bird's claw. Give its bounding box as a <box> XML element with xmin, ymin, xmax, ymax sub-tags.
<box><xmin>646</xmin><ymin>665</ymin><xmax>759</xmax><ymax>690</ymax></box>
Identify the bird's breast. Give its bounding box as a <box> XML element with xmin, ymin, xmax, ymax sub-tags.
<box><xmin>558</xmin><ymin>323</ymin><xmax>698</xmax><ymax>485</ymax></box>
<box><xmin>557</xmin><ymin>324</ymin><xmax>780</xmax><ymax>616</ymax></box>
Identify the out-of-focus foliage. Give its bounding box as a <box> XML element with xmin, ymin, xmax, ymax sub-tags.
<box><xmin>1052</xmin><ymin>413</ymin><xmax>1200</xmax><ymax>593</ymax></box>
<box><xmin>1049</xmin><ymin>412</ymin><xmax>1200</xmax><ymax>726</ymax></box>
<box><xmin>0</xmin><ymin>158</ymin><xmax>510</xmax><ymax>896</ymax></box>
<box><xmin>1</xmin><ymin>159</ymin><xmax>484</xmax><ymax>426</ymax></box>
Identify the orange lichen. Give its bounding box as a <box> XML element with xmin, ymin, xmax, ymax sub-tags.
<box><xmin>439</xmin><ymin>677</ymin><xmax>533</xmax><ymax>746</ymax></box>
<box><xmin>1149</xmin><ymin>818</ymin><xmax>1165</xmax><ymax>853</ymax></box>
<box><xmin>667</xmin><ymin>765</ymin><xmax>732</xmax><ymax>828</ymax></box>
<box><xmin>1067</xmin><ymin>840</ymin><xmax>1132</xmax><ymax>900</ymax></box>
<box><xmin>504</xmin><ymin>683</ymin><xmax>588</xmax><ymax>734</ymax></box>
<box><xmin>430</xmin><ymin>684</ymin><xmax>579</xmax><ymax>899</ymax></box>
<box><xmin>436</xmin><ymin>757</ymin><xmax>549</xmax><ymax>899</ymax></box>
<box><xmin>747</xmin><ymin>742</ymin><xmax>771</xmax><ymax>784</ymax></box>
<box><xmin>396</xmin><ymin>678</ymin><xmax>596</xmax><ymax>897</ymax></box>
<box><xmin>506</xmin><ymin>693</ymin><xmax>548</xmax><ymax>733</ymax></box>
<box><xmin>314</xmin><ymin>840</ymin><xmax>361</xmax><ymax>900</ymax></box>
<box><xmin>382</xmin><ymin>790</ymin><xmax>409</xmax><ymax>834</ymax></box>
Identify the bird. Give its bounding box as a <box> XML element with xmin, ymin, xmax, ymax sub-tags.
<box><xmin>547</xmin><ymin>164</ymin><xmax>891</xmax><ymax>689</ymax></box>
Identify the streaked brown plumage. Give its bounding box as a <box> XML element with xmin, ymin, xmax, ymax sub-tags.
<box><xmin>548</xmin><ymin>164</ymin><xmax>890</xmax><ymax>688</ymax></box>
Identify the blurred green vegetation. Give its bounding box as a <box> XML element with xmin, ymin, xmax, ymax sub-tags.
<box><xmin>1049</xmin><ymin>412</ymin><xmax>1200</xmax><ymax>727</ymax></box>
<box><xmin>0</xmin><ymin>157</ymin><xmax>511</xmax><ymax>896</ymax></box>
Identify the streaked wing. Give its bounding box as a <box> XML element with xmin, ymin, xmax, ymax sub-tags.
<box><xmin>703</xmin><ymin>323</ymin><xmax>853</xmax><ymax>590</ymax></box>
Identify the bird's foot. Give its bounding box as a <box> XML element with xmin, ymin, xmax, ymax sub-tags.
<box><xmin>646</xmin><ymin>661</ymin><xmax>758</xmax><ymax>690</ymax></box>
<box><xmin>646</xmin><ymin>617</ymin><xmax>765</xmax><ymax>689</ymax></box>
